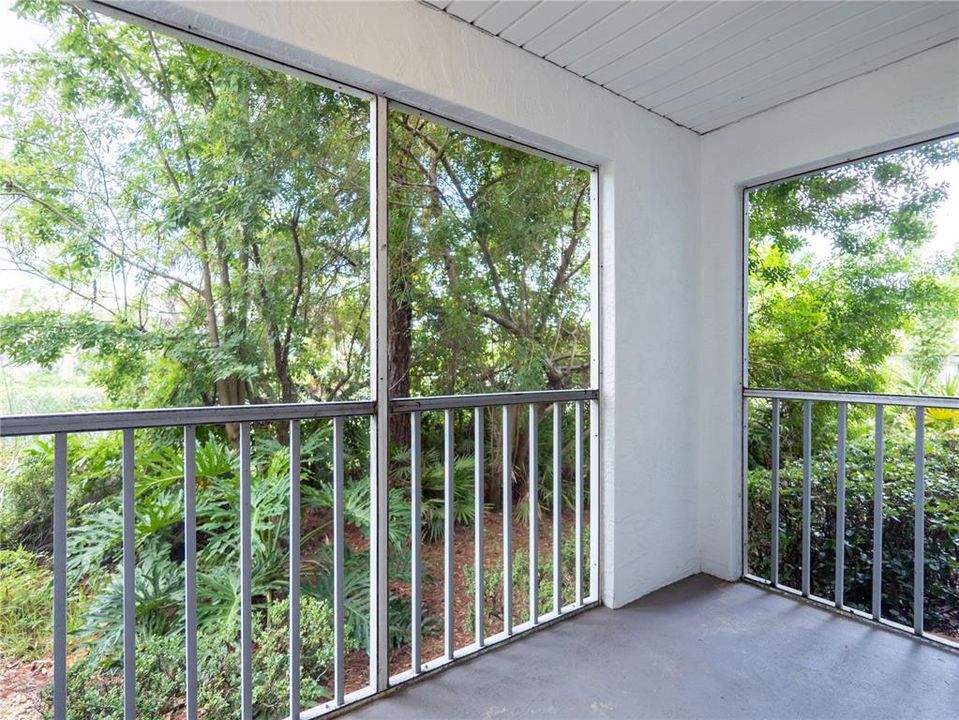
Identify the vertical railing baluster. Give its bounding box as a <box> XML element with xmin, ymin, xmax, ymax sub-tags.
<box><xmin>770</xmin><ymin>400</ymin><xmax>780</xmax><ymax>587</ymax></box>
<box><xmin>443</xmin><ymin>409</ymin><xmax>455</xmax><ymax>660</ymax></box>
<box><xmin>122</xmin><ymin>428</ymin><xmax>136</xmax><ymax>720</ymax></box>
<box><xmin>872</xmin><ymin>405</ymin><xmax>884</xmax><ymax>621</ymax></box>
<box><xmin>184</xmin><ymin>427</ymin><xmax>198</xmax><ymax>720</ymax></box>
<box><xmin>742</xmin><ymin>396</ymin><xmax>749</xmax><ymax>578</ymax></box>
<box><xmin>528</xmin><ymin>404</ymin><xmax>539</xmax><ymax>624</ymax></box>
<box><xmin>411</xmin><ymin>412</ymin><xmax>422</xmax><ymax>672</ymax></box>
<box><xmin>239</xmin><ymin>422</ymin><xmax>252</xmax><ymax>720</ymax></box>
<box><xmin>801</xmin><ymin>400</ymin><xmax>812</xmax><ymax>597</ymax></box>
<box><xmin>914</xmin><ymin>406</ymin><xmax>925</xmax><ymax>636</ymax></box>
<box><xmin>574</xmin><ymin>401</ymin><xmax>584</xmax><ymax>606</ymax></box>
<box><xmin>835</xmin><ymin>403</ymin><xmax>846</xmax><ymax>608</ymax></box>
<box><xmin>474</xmin><ymin>408</ymin><xmax>485</xmax><ymax>647</ymax></box>
<box><xmin>333</xmin><ymin>417</ymin><xmax>346</xmax><ymax>703</ymax></box>
<box><xmin>288</xmin><ymin>421</ymin><xmax>301</xmax><ymax>719</ymax></box>
<box><xmin>53</xmin><ymin>433</ymin><xmax>67</xmax><ymax>720</ymax></box>
<box><xmin>503</xmin><ymin>406</ymin><xmax>513</xmax><ymax>636</ymax></box>
<box><xmin>552</xmin><ymin>402</ymin><xmax>562</xmax><ymax>614</ymax></box>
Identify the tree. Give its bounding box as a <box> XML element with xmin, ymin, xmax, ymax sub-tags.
<box><xmin>0</xmin><ymin>1</ymin><xmax>593</xmax><ymax>514</ymax></box>
<box><xmin>747</xmin><ymin>138</ymin><xmax>959</xmax><ymax>456</ymax></box>
<box><xmin>387</xmin><ymin>112</ymin><xmax>591</xmax><ymax>501</ymax></box>
<box><xmin>0</xmin><ymin>0</ymin><xmax>370</xmax><ymax>437</ymax></box>
<box><xmin>749</xmin><ymin>140</ymin><xmax>959</xmax><ymax>392</ymax></box>
<box><xmin>389</xmin><ymin>112</ymin><xmax>591</xmax><ymax>400</ymax></box>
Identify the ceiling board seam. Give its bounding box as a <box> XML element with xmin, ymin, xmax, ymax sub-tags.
<box><xmin>584</xmin><ymin>1</ymin><xmax>723</xmax><ymax>81</ymax></box>
<box><xmin>597</xmin><ymin>1</ymin><xmax>768</xmax><ymax>89</ymax></box>
<box><xmin>471</xmin><ymin>0</ymin><xmax>501</xmax><ymax>27</ymax></box>
<box><xmin>648</xmin><ymin>1</ymin><xmax>879</xmax><ymax>118</ymax></box>
<box><xmin>416</xmin><ymin>0</ymin><xmax>702</xmax><ymax>134</ymax></box>
<box><xmin>614</xmin><ymin>0</ymin><xmax>814</xmax><ymax>101</ymax></box>
<box><xmin>700</xmin><ymin>36</ymin><xmax>959</xmax><ymax>136</ymax></box>
<box><xmin>539</xmin><ymin>2</ymin><xmax>632</xmax><ymax>65</ymax></box>
<box><xmin>554</xmin><ymin>1</ymin><xmax>678</xmax><ymax>70</ymax></box>
<box><xmin>688</xmin><ymin>4</ymin><xmax>959</xmax><ymax>130</ymax></box>
<box><xmin>515</xmin><ymin>2</ymin><xmax>581</xmax><ymax>49</ymax></box>
<box><xmin>498</xmin><ymin>0</ymin><xmax>541</xmax><ymax>38</ymax></box>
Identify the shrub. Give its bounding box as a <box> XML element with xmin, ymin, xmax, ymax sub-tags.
<box><xmin>390</xmin><ymin>447</ymin><xmax>475</xmax><ymax>543</ymax></box>
<box><xmin>0</xmin><ymin>434</ymin><xmax>123</xmax><ymax>552</ymax></box>
<box><xmin>59</xmin><ymin>633</ymin><xmax>182</xmax><ymax>720</ymax></box>
<box><xmin>747</xmin><ymin>430</ymin><xmax>959</xmax><ymax>635</ymax></box>
<box><xmin>0</xmin><ymin>548</ymin><xmax>53</xmax><ymax>658</ymax></box>
<box><xmin>253</xmin><ymin>596</ymin><xmax>346</xmax><ymax>715</ymax></box>
<box><xmin>48</xmin><ymin>595</ymin><xmax>346</xmax><ymax>720</ymax></box>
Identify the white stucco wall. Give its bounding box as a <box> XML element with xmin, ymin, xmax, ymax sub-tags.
<box><xmin>107</xmin><ymin>0</ymin><xmax>703</xmax><ymax>607</ymax></box>
<box><xmin>698</xmin><ymin>40</ymin><xmax>959</xmax><ymax>580</ymax></box>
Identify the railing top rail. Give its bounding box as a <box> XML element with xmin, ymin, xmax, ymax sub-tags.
<box><xmin>0</xmin><ymin>400</ymin><xmax>377</xmax><ymax>437</ymax></box>
<box><xmin>744</xmin><ymin>387</ymin><xmax>959</xmax><ymax>410</ymax></box>
<box><xmin>390</xmin><ymin>388</ymin><xmax>599</xmax><ymax>412</ymax></box>
<box><xmin>0</xmin><ymin>389</ymin><xmax>601</xmax><ymax>437</ymax></box>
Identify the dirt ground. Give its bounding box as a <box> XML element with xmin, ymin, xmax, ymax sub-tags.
<box><xmin>0</xmin><ymin>657</ymin><xmax>50</xmax><ymax>720</ymax></box>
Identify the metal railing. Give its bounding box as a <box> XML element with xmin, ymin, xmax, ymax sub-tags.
<box><xmin>742</xmin><ymin>387</ymin><xmax>959</xmax><ymax>649</ymax></box>
<box><xmin>0</xmin><ymin>387</ymin><xmax>600</xmax><ymax>719</ymax></box>
<box><xmin>390</xmin><ymin>390</ymin><xmax>600</xmax><ymax>687</ymax></box>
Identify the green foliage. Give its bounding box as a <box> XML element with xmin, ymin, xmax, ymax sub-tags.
<box><xmin>389</xmin><ymin>114</ymin><xmax>591</xmax><ymax>396</ymax></box>
<box><xmin>514</xmin><ymin>408</ymin><xmax>588</xmax><ymax>524</ymax></box>
<box><xmin>0</xmin><ymin>9</ymin><xmax>592</xmax><ymax>698</ymax></box>
<box><xmin>1</xmin><ymin>414</ymin><xmax>416</xmax><ymax>698</ymax></box>
<box><xmin>747</xmin><ymin>411</ymin><xmax>959</xmax><ymax>634</ymax></box>
<box><xmin>11</xmin><ymin>424</ymin><xmax>371</xmax><ymax>659</ymax></box>
<box><xmin>0</xmin><ymin>433</ymin><xmax>121</xmax><ymax>551</ymax></box>
<box><xmin>465</xmin><ymin>554</ymin><xmax>505</xmax><ymax>632</ymax></box>
<box><xmin>748</xmin><ymin>139</ymin><xmax>959</xmax><ymax>399</ymax></box>
<box><xmin>2</xmin><ymin>0</ymin><xmax>372</xmax><ymax>407</ymax></box>
<box><xmin>305</xmin><ymin>543</ymin><xmax>413</xmax><ymax>650</ymax></box>
<box><xmin>391</xmin><ymin>447</ymin><xmax>477</xmax><ymax>543</ymax></box>
<box><xmin>79</xmin><ymin>546</ymin><xmax>184</xmax><ymax>658</ymax></box>
<box><xmin>0</xmin><ymin>548</ymin><xmax>52</xmax><ymax>657</ymax></box>
<box><xmin>0</xmin><ymin>311</ymin><xmax>160</xmax><ymax>403</ymax></box>
<box><xmin>58</xmin><ymin>633</ymin><xmax>183</xmax><ymax>720</ymax></box>
<box><xmin>0</xmin><ymin>443</ymin><xmax>58</xmax><ymax>550</ymax></box>
<box><xmin>420</xmin><ymin>454</ymin><xmax>476</xmax><ymax>539</ymax></box>
<box><xmin>52</xmin><ymin>595</ymin><xmax>344</xmax><ymax>720</ymax></box>
<box><xmin>251</xmin><ymin>596</ymin><xmax>347</xmax><ymax>717</ymax></box>
<box><xmin>311</xmin><ymin>476</ymin><xmax>412</xmax><ymax>550</ymax></box>
<box><xmin>0</xmin><ymin>547</ymin><xmax>91</xmax><ymax>659</ymax></box>
<box><xmin>745</xmin><ymin>137</ymin><xmax>959</xmax><ymax>639</ymax></box>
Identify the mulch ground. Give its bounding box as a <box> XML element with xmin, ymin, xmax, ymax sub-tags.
<box><xmin>341</xmin><ymin>506</ymin><xmax>581</xmax><ymax>693</ymax></box>
<box><xmin>0</xmin><ymin>657</ymin><xmax>50</xmax><ymax>720</ymax></box>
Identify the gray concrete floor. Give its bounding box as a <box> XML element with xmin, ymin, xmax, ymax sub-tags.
<box><xmin>350</xmin><ymin>574</ymin><xmax>958</xmax><ymax>719</ymax></box>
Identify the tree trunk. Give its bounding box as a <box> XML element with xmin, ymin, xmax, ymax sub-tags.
<box><xmin>388</xmin><ymin>250</ymin><xmax>414</xmax><ymax>454</ymax></box>
<box><xmin>216</xmin><ymin>376</ymin><xmax>247</xmax><ymax>445</ymax></box>
<box><xmin>272</xmin><ymin>344</ymin><xmax>296</xmax><ymax>446</ymax></box>
<box><xmin>485</xmin><ymin>405</ymin><xmax>528</xmax><ymax>513</ymax></box>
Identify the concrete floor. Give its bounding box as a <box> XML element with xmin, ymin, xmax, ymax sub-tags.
<box><xmin>350</xmin><ymin>574</ymin><xmax>958</xmax><ymax>719</ymax></box>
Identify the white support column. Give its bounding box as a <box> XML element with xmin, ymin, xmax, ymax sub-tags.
<box><xmin>588</xmin><ymin>168</ymin><xmax>601</xmax><ymax>603</ymax></box>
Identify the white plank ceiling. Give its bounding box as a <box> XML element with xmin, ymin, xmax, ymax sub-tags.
<box><xmin>423</xmin><ymin>1</ymin><xmax>959</xmax><ymax>133</ymax></box>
